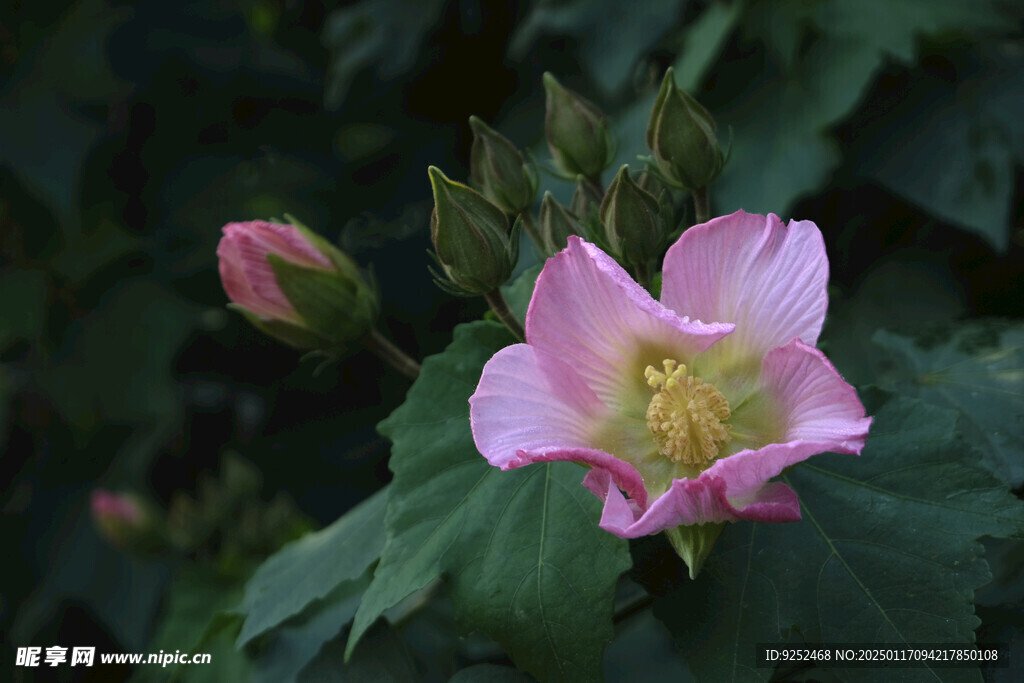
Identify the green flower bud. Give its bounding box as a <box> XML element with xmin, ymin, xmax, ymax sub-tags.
<box><xmin>599</xmin><ymin>165</ymin><xmax>670</xmax><ymax>269</ymax></box>
<box><xmin>636</xmin><ymin>170</ymin><xmax>679</xmax><ymax>230</ymax></box>
<box><xmin>543</xmin><ymin>73</ymin><xmax>615</xmax><ymax>181</ymax></box>
<box><xmin>538</xmin><ymin>191</ymin><xmax>582</xmax><ymax>256</ymax></box>
<box><xmin>646</xmin><ymin>67</ymin><xmax>724</xmax><ymax>190</ymax></box>
<box><xmin>468</xmin><ymin>116</ymin><xmax>538</xmax><ymax>216</ymax></box>
<box><xmin>428</xmin><ymin>166</ymin><xmax>518</xmax><ymax>296</ymax></box>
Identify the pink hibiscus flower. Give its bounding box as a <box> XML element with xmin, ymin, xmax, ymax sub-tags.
<box><xmin>469</xmin><ymin>210</ymin><xmax>870</xmax><ymax>572</ymax></box>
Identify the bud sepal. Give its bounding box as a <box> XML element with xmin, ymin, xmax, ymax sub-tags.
<box><xmin>538</xmin><ymin>191</ymin><xmax>583</xmax><ymax>256</ymax></box>
<box><xmin>599</xmin><ymin>165</ymin><xmax>672</xmax><ymax>274</ymax></box>
<box><xmin>646</xmin><ymin>67</ymin><xmax>724</xmax><ymax>191</ymax></box>
<box><xmin>428</xmin><ymin>166</ymin><xmax>519</xmax><ymax>296</ymax></box>
<box><xmin>543</xmin><ymin>73</ymin><xmax>616</xmax><ymax>182</ymax></box>
<box><xmin>469</xmin><ymin>116</ymin><xmax>539</xmax><ymax>216</ymax></box>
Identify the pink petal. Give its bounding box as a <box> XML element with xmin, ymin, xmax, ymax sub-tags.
<box><xmin>217</xmin><ymin>233</ymin><xmax>298</xmax><ymax>321</ymax></box>
<box><xmin>661</xmin><ymin>211</ymin><xmax>828</xmax><ymax>364</ymax></box>
<box><xmin>90</xmin><ymin>489</ymin><xmax>142</xmax><ymax>525</ymax></box>
<box><xmin>589</xmin><ymin>472</ymin><xmax>801</xmax><ymax>538</ymax></box>
<box><xmin>526</xmin><ymin>236</ymin><xmax>733</xmax><ymax>412</ymax></box>
<box><xmin>706</xmin><ymin>340</ymin><xmax>871</xmax><ymax>499</ymax></box>
<box><xmin>470</xmin><ymin>344</ymin><xmax>649</xmax><ymax>505</ymax></box>
<box><xmin>761</xmin><ymin>339</ymin><xmax>872</xmax><ymax>451</ymax></box>
<box><xmin>218</xmin><ymin>221</ymin><xmax>335</xmax><ymax>322</ymax></box>
<box><xmin>225</xmin><ymin>221</ymin><xmax>332</xmax><ymax>270</ymax></box>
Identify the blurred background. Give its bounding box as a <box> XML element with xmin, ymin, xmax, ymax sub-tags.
<box><xmin>1</xmin><ymin>0</ymin><xmax>1022</xmax><ymax>680</ymax></box>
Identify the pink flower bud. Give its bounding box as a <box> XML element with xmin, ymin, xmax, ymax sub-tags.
<box><xmin>91</xmin><ymin>489</ymin><xmax>143</xmax><ymax>525</ymax></box>
<box><xmin>217</xmin><ymin>220</ymin><xmax>333</xmax><ymax>322</ymax></box>
<box><xmin>91</xmin><ymin>489</ymin><xmax>160</xmax><ymax>552</ymax></box>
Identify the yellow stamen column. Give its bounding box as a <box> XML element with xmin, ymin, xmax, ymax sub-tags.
<box><xmin>644</xmin><ymin>359</ymin><xmax>731</xmax><ymax>579</ymax></box>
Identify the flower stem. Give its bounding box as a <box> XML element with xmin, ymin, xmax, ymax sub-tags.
<box><xmin>584</xmin><ymin>175</ymin><xmax>604</xmax><ymax>198</ymax></box>
<box><xmin>518</xmin><ymin>210</ymin><xmax>542</xmax><ymax>251</ymax></box>
<box><xmin>361</xmin><ymin>328</ymin><xmax>421</xmax><ymax>380</ymax></box>
<box><xmin>484</xmin><ymin>289</ymin><xmax>525</xmax><ymax>342</ymax></box>
<box><xmin>691</xmin><ymin>186</ymin><xmax>710</xmax><ymax>225</ymax></box>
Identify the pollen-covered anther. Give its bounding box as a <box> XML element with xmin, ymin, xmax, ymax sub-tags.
<box><xmin>645</xmin><ymin>359</ymin><xmax>731</xmax><ymax>466</ymax></box>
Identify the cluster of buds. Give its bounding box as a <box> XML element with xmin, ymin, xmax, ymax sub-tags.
<box><xmin>428</xmin><ymin>69</ymin><xmax>724</xmax><ymax>301</ymax></box>
<box><xmin>92</xmin><ymin>454</ymin><xmax>311</xmax><ymax>565</ymax></box>
<box><xmin>164</xmin><ymin>452</ymin><xmax>310</xmax><ymax>562</ymax></box>
<box><xmin>218</xmin><ymin>69</ymin><xmax>726</xmax><ymax>356</ymax></box>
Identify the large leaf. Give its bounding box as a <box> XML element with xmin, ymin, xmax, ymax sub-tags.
<box><xmin>300</xmin><ymin>624</ymin><xmax>419</xmax><ymax>683</ymax></box>
<box><xmin>37</xmin><ymin>280</ymin><xmax>198</xmax><ymax>431</ymax></box>
<box><xmin>872</xmin><ymin>320</ymin><xmax>1024</xmax><ymax>488</ymax></box>
<box><xmin>252</xmin><ymin>569</ymin><xmax>374</xmax><ymax>683</ymax></box>
<box><xmin>657</xmin><ymin>393</ymin><xmax>1024</xmax><ymax>681</ymax></box>
<box><xmin>853</xmin><ymin>45</ymin><xmax>1024</xmax><ymax>251</ymax></box>
<box><xmin>820</xmin><ymin>257</ymin><xmax>967</xmax><ymax>387</ymax></box>
<box><xmin>347</xmin><ymin>321</ymin><xmax>631</xmax><ymax>682</ymax></box>
<box><xmin>236</xmin><ymin>487</ymin><xmax>387</xmax><ymax>646</ymax></box>
<box><xmin>510</xmin><ymin>0</ymin><xmax>686</xmax><ymax>96</ymax></box>
<box><xmin>710</xmin><ymin>0</ymin><xmax>1011</xmax><ymax>218</ymax></box>
<box><xmin>321</xmin><ymin>0</ymin><xmax>446</xmax><ymax>110</ymax></box>
<box><xmin>134</xmin><ymin>569</ymin><xmax>252</xmax><ymax>683</ymax></box>
<box><xmin>0</xmin><ymin>268</ymin><xmax>49</xmax><ymax>345</ymax></box>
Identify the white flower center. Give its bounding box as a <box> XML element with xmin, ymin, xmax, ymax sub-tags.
<box><xmin>645</xmin><ymin>359</ymin><xmax>731</xmax><ymax>467</ymax></box>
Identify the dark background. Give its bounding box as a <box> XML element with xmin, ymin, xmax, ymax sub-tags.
<box><xmin>2</xmin><ymin>0</ymin><xmax>1021</xmax><ymax>679</ymax></box>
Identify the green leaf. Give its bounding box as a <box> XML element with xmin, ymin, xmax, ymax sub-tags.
<box><xmin>711</xmin><ymin>0</ymin><xmax>1012</xmax><ymax>218</ymax></box>
<box><xmin>134</xmin><ymin>568</ymin><xmax>253</xmax><ymax>682</ymax></box>
<box><xmin>510</xmin><ymin>0</ymin><xmax>686</xmax><ymax>96</ymax></box>
<box><xmin>604</xmin><ymin>610</ymin><xmax>694</xmax><ymax>682</ymax></box>
<box><xmin>871</xmin><ymin>319</ymin><xmax>1024</xmax><ymax>488</ymax></box>
<box><xmin>252</xmin><ymin>568</ymin><xmax>374</xmax><ymax>683</ymax></box>
<box><xmin>449</xmin><ymin>663</ymin><xmax>535</xmax><ymax>682</ymax></box>
<box><xmin>657</xmin><ymin>393</ymin><xmax>1024</xmax><ymax>681</ymax></box>
<box><xmin>0</xmin><ymin>268</ymin><xmax>48</xmax><ymax>345</ymax></box>
<box><xmin>348</xmin><ymin>321</ymin><xmax>631</xmax><ymax>682</ymax></box>
<box><xmin>37</xmin><ymin>280</ymin><xmax>198</xmax><ymax>431</ymax></box>
<box><xmin>501</xmin><ymin>264</ymin><xmax>542</xmax><ymax>325</ymax></box>
<box><xmin>852</xmin><ymin>45</ymin><xmax>1024</xmax><ymax>251</ymax></box>
<box><xmin>300</xmin><ymin>623</ymin><xmax>419</xmax><ymax>683</ymax></box>
<box><xmin>236</xmin><ymin>487</ymin><xmax>387</xmax><ymax>647</ymax></box>
<box><xmin>322</xmin><ymin>0</ymin><xmax>447</xmax><ymax>110</ymax></box>
<box><xmin>668</xmin><ymin>1</ymin><xmax>743</xmax><ymax>93</ymax></box>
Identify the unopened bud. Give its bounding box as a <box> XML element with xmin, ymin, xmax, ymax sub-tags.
<box><xmin>538</xmin><ymin>192</ymin><xmax>582</xmax><ymax>256</ymax></box>
<box><xmin>218</xmin><ymin>218</ymin><xmax>379</xmax><ymax>350</ymax></box>
<box><xmin>428</xmin><ymin>166</ymin><xmax>517</xmax><ymax>295</ymax></box>
<box><xmin>599</xmin><ymin>165</ymin><xmax>670</xmax><ymax>269</ymax></box>
<box><xmin>543</xmin><ymin>73</ymin><xmax>614</xmax><ymax>181</ymax></box>
<box><xmin>469</xmin><ymin>116</ymin><xmax>538</xmax><ymax>216</ymax></box>
<box><xmin>646</xmin><ymin>68</ymin><xmax>723</xmax><ymax>190</ymax></box>
<box><xmin>91</xmin><ymin>489</ymin><xmax>164</xmax><ymax>554</ymax></box>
